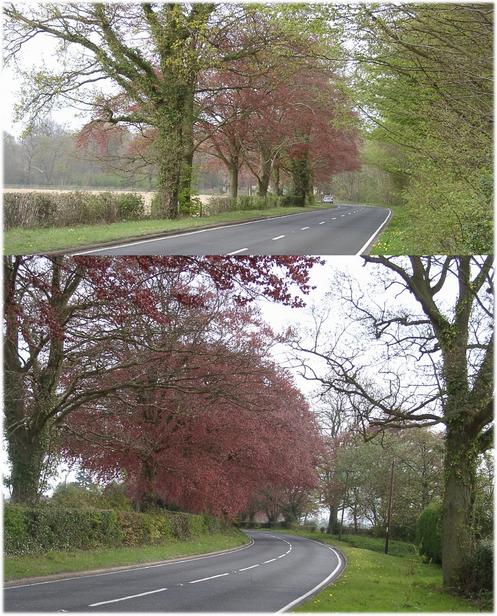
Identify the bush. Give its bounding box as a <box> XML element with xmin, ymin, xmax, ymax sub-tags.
<box><xmin>204</xmin><ymin>196</ymin><xmax>233</xmax><ymax>215</ymax></box>
<box><xmin>458</xmin><ymin>540</ymin><xmax>493</xmax><ymax>608</ymax></box>
<box><xmin>4</xmin><ymin>504</ymin><xmax>221</xmax><ymax>556</ymax></box>
<box><xmin>4</xmin><ymin>191</ymin><xmax>145</xmax><ymax>229</ymax></box>
<box><xmin>417</xmin><ymin>501</ymin><xmax>442</xmax><ymax>564</ymax></box>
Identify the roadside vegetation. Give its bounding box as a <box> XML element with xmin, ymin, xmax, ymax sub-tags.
<box><xmin>4</xmin><ymin>4</ymin><xmax>492</xmax><ymax>253</ymax></box>
<box><xmin>3</xmin><ymin>256</ymin><xmax>493</xmax><ymax>609</ymax></box>
<box><xmin>5</xmin><ymin>529</ymin><xmax>247</xmax><ymax>582</ymax></box>
<box><xmin>369</xmin><ymin>203</ymin><xmax>415</xmax><ymax>255</ymax></box>
<box><xmin>4</xmin><ymin>195</ymin><xmax>332</xmax><ymax>254</ymax></box>
<box><xmin>279</xmin><ymin>530</ymin><xmax>482</xmax><ymax>612</ymax></box>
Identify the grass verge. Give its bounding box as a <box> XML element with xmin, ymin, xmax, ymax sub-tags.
<box><xmin>4</xmin><ymin>529</ymin><xmax>248</xmax><ymax>582</ymax></box>
<box><xmin>369</xmin><ymin>203</ymin><xmax>419</xmax><ymax>255</ymax></box>
<box><xmin>273</xmin><ymin>530</ymin><xmax>481</xmax><ymax>612</ymax></box>
<box><xmin>4</xmin><ymin>205</ymin><xmax>332</xmax><ymax>254</ymax></box>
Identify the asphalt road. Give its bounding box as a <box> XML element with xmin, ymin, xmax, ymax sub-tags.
<box><xmin>4</xmin><ymin>531</ymin><xmax>344</xmax><ymax>612</ymax></box>
<box><xmin>73</xmin><ymin>204</ymin><xmax>391</xmax><ymax>255</ymax></box>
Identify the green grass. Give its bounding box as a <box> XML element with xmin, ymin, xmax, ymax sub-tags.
<box><xmin>4</xmin><ymin>205</ymin><xmax>332</xmax><ymax>254</ymax></box>
<box><xmin>272</xmin><ymin>530</ymin><xmax>482</xmax><ymax>612</ymax></box>
<box><xmin>369</xmin><ymin>203</ymin><xmax>419</xmax><ymax>255</ymax></box>
<box><xmin>4</xmin><ymin>530</ymin><xmax>248</xmax><ymax>581</ymax></box>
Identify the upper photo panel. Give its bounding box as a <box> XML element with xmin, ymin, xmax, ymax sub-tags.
<box><xmin>3</xmin><ymin>3</ymin><xmax>493</xmax><ymax>256</ymax></box>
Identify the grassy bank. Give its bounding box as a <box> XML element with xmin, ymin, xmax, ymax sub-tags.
<box><xmin>369</xmin><ymin>203</ymin><xmax>419</xmax><ymax>255</ymax></box>
<box><xmin>273</xmin><ymin>530</ymin><xmax>481</xmax><ymax>612</ymax></box>
<box><xmin>4</xmin><ymin>205</ymin><xmax>332</xmax><ymax>254</ymax></box>
<box><xmin>5</xmin><ymin>529</ymin><xmax>248</xmax><ymax>582</ymax></box>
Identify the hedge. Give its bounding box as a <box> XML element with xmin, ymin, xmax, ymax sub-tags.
<box><xmin>416</xmin><ymin>500</ymin><xmax>442</xmax><ymax>564</ymax></box>
<box><xmin>4</xmin><ymin>191</ymin><xmax>145</xmax><ymax>229</ymax></box>
<box><xmin>4</xmin><ymin>505</ymin><xmax>221</xmax><ymax>556</ymax></box>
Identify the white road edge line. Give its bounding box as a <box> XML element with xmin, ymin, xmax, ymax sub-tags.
<box><xmin>276</xmin><ymin>546</ymin><xmax>343</xmax><ymax>613</ymax></box>
<box><xmin>72</xmin><ymin>210</ymin><xmax>330</xmax><ymax>255</ymax></box>
<box><xmin>4</xmin><ymin>538</ymin><xmax>255</xmax><ymax>589</ymax></box>
<box><xmin>239</xmin><ymin>564</ymin><xmax>260</xmax><ymax>571</ymax></box>
<box><xmin>89</xmin><ymin>587</ymin><xmax>167</xmax><ymax>607</ymax></box>
<box><xmin>226</xmin><ymin>247</ymin><xmax>248</xmax><ymax>255</ymax></box>
<box><xmin>355</xmin><ymin>208</ymin><xmax>392</xmax><ymax>256</ymax></box>
<box><xmin>189</xmin><ymin>572</ymin><xmax>230</xmax><ymax>584</ymax></box>
<box><xmin>264</xmin><ymin>558</ymin><xmax>277</xmax><ymax>564</ymax></box>
<box><xmin>272</xmin><ymin>235</ymin><xmax>285</xmax><ymax>240</ymax></box>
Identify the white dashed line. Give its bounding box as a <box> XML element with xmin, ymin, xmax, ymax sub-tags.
<box><xmin>227</xmin><ymin>247</ymin><xmax>248</xmax><ymax>255</ymax></box>
<box><xmin>89</xmin><ymin>587</ymin><xmax>167</xmax><ymax>607</ymax></box>
<box><xmin>189</xmin><ymin>573</ymin><xmax>230</xmax><ymax>584</ymax></box>
<box><xmin>319</xmin><ymin>221</ymin><xmax>325</xmax><ymax>224</ymax></box>
<box><xmin>301</xmin><ymin>226</ymin><xmax>310</xmax><ymax>230</ymax></box>
<box><xmin>331</xmin><ymin>217</ymin><xmax>337</xmax><ymax>220</ymax></box>
<box><xmin>239</xmin><ymin>564</ymin><xmax>260</xmax><ymax>572</ymax></box>
<box><xmin>272</xmin><ymin>235</ymin><xmax>285</xmax><ymax>240</ymax></box>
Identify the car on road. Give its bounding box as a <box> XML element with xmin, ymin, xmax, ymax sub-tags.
<box><xmin>322</xmin><ymin>194</ymin><xmax>334</xmax><ymax>204</ymax></box>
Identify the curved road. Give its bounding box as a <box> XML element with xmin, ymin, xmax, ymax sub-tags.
<box><xmin>73</xmin><ymin>204</ymin><xmax>390</xmax><ymax>256</ymax></box>
<box><xmin>4</xmin><ymin>531</ymin><xmax>344</xmax><ymax>612</ymax></box>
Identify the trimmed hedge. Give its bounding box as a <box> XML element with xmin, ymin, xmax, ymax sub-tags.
<box><xmin>417</xmin><ymin>500</ymin><xmax>442</xmax><ymax>564</ymax></box>
<box><xmin>4</xmin><ymin>505</ymin><xmax>221</xmax><ymax>556</ymax></box>
<box><xmin>4</xmin><ymin>191</ymin><xmax>145</xmax><ymax>229</ymax></box>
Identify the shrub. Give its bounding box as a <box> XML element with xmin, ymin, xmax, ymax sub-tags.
<box><xmin>4</xmin><ymin>191</ymin><xmax>145</xmax><ymax>229</ymax></box>
<box><xmin>4</xmin><ymin>193</ymin><xmax>57</xmax><ymax>228</ymax></box>
<box><xmin>205</xmin><ymin>196</ymin><xmax>233</xmax><ymax>215</ymax></box>
<box><xmin>3</xmin><ymin>504</ymin><xmax>220</xmax><ymax>556</ymax></box>
<box><xmin>417</xmin><ymin>501</ymin><xmax>442</xmax><ymax>564</ymax></box>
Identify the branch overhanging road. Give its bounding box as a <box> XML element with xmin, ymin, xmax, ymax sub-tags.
<box><xmin>4</xmin><ymin>531</ymin><xmax>345</xmax><ymax>612</ymax></box>
<box><xmin>72</xmin><ymin>205</ymin><xmax>391</xmax><ymax>256</ymax></box>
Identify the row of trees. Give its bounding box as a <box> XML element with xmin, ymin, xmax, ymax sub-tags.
<box><xmin>5</xmin><ymin>4</ymin><xmax>360</xmax><ymax>217</ymax></box>
<box><xmin>294</xmin><ymin>256</ymin><xmax>493</xmax><ymax>591</ymax></box>
<box><xmin>4</xmin><ymin>255</ymin><xmax>321</xmax><ymax>510</ymax></box>
<box><xmin>349</xmin><ymin>3</ymin><xmax>493</xmax><ymax>251</ymax></box>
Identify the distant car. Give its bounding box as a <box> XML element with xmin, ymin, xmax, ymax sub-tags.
<box><xmin>322</xmin><ymin>194</ymin><xmax>334</xmax><ymax>204</ymax></box>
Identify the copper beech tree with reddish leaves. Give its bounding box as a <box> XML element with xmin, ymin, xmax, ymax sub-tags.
<box><xmin>199</xmin><ymin>59</ymin><xmax>360</xmax><ymax>202</ymax></box>
<box><xmin>4</xmin><ymin>255</ymin><xmax>321</xmax><ymax>504</ymax></box>
<box><xmin>62</xmin><ymin>348</ymin><xmax>322</xmax><ymax>516</ymax></box>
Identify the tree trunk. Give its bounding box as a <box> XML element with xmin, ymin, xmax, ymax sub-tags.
<box><xmin>290</xmin><ymin>155</ymin><xmax>312</xmax><ymax>206</ymax></box>
<box><xmin>272</xmin><ymin>162</ymin><xmax>282</xmax><ymax>196</ymax></box>
<box><xmin>229</xmin><ymin>162</ymin><xmax>239</xmax><ymax>201</ymax></box>
<box><xmin>179</xmin><ymin>83</ymin><xmax>195</xmax><ymax>214</ymax></box>
<box><xmin>257</xmin><ymin>150</ymin><xmax>272</xmax><ymax>198</ymax></box>
<box><xmin>441</xmin><ymin>427</ymin><xmax>478</xmax><ymax>590</ymax></box>
<box><xmin>8</xmin><ymin>423</ymin><xmax>47</xmax><ymax>504</ymax></box>
<box><xmin>327</xmin><ymin>506</ymin><xmax>338</xmax><ymax>534</ymax></box>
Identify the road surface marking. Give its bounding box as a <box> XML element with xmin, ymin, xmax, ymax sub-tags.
<box><xmin>72</xmin><ymin>210</ymin><xmax>330</xmax><ymax>255</ymax></box>
<box><xmin>355</xmin><ymin>208</ymin><xmax>392</xmax><ymax>255</ymax></box>
<box><xmin>227</xmin><ymin>247</ymin><xmax>248</xmax><ymax>255</ymax></box>
<box><xmin>89</xmin><ymin>587</ymin><xmax>168</xmax><ymax>607</ymax></box>
<box><xmin>319</xmin><ymin>221</ymin><xmax>325</xmax><ymax>224</ymax></box>
<box><xmin>272</xmin><ymin>235</ymin><xmax>285</xmax><ymax>240</ymax></box>
<box><xmin>264</xmin><ymin>558</ymin><xmax>277</xmax><ymax>563</ymax></box>
<box><xmin>331</xmin><ymin>217</ymin><xmax>337</xmax><ymax>220</ymax></box>
<box><xmin>301</xmin><ymin>226</ymin><xmax>310</xmax><ymax>230</ymax></box>
<box><xmin>189</xmin><ymin>572</ymin><xmax>230</xmax><ymax>584</ymax></box>
<box><xmin>4</xmin><ymin>539</ymin><xmax>255</xmax><ymax>590</ymax></box>
<box><xmin>277</xmin><ymin>544</ymin><xmax>343</xmax><ymax>612</ymax></box>
<box><xmin>239</xmin><ymin>564</ymin><xmax>260</xmax><ymax>571</ymax></box>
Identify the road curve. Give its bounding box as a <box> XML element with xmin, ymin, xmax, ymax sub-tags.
<box><xmin>4</xmin><ymin>531</ymin><xmax>344</xmax><ymax>612</ymax></box>
<box><xmin>72</xmin><ymin>204</ymin><xmax>390</xmax><ymax>256</ymax></box>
